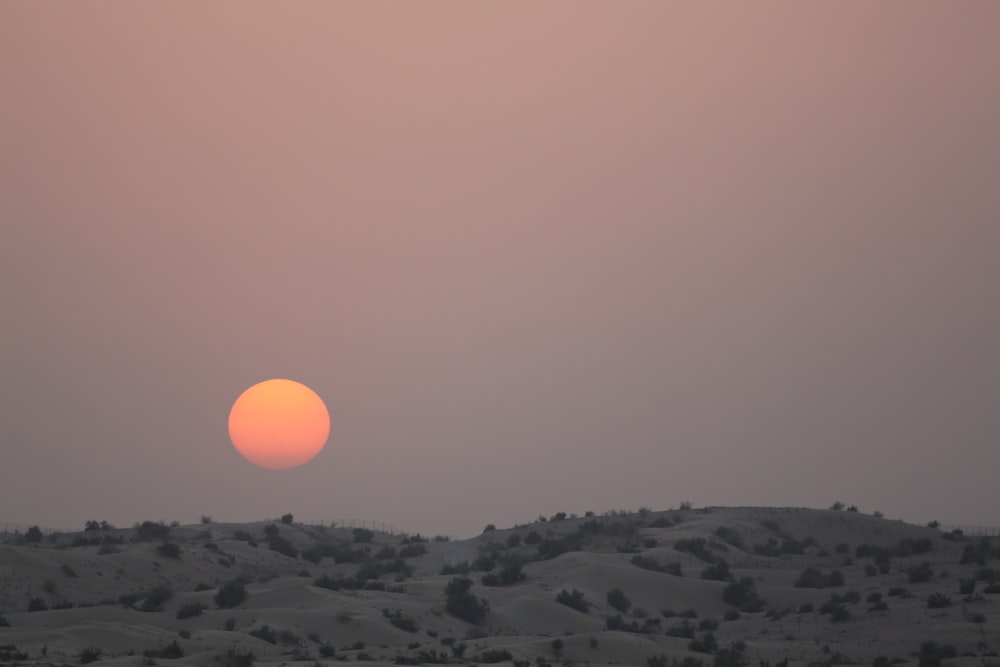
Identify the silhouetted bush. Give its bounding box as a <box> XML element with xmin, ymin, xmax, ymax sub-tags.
<box><xmin>478</xmin><ymin>649</ymin><xmax>512</xmax><ymax>663</ymax></box>
<box><xmin>665</xmin><ymin>620</ymin><xmax>695</xmax><ymax>638</ymax></box>
<box><xmin>606</xmin><ymin>588</ymin><xmax>631</xmax><ymax>613</ymax></box>
<box><xmin>723</xmin><ymin>577</ymin><xmax>762</xmax><ymax>610</ymax></box>
<box><xmin>556</xmin><ymin>588</ymin><xmax>590</xmax><ymax>613</ymax></box>
<box><xmin>176</xmin><ymin>602</ymin><xmax>205</xmax><ymax>619</ymax></box>
<box><xmin>249</xmin><ymin>625</ymin><xmax>277</xmax><ymax>643</ymax></box>
<box><xmin>926</xmin><ymin>593</ymin><xmax>951</xmax><ymax>609</ymax></box>
<box><xmin>280</xmin><ymin>513</ymin><xmax>294</xmax><ymax>525</ymax></box>
<box><xmin>267</xmin><ymin>535</ymin><xmax>298</xmax><ymax>558</ymax></box>
<box><xmin>674</xmin><ymin>538</ymin><xmax>714</xmax><ymax>562</ymax></box>
<box><xmin>482</xmin><ymin>524</ymin><xmax>496</xmax><ymax>533</ymax></box>
<box><xmin>144</xmin><ymin>640</ymin><xmax>184</xmax><ymax>659</ymax></box>
<box><xmin>158</xmin><ymin>541</ymin><xmax>181</xmax><ymax>559</ymax></box>
<box><xmin>794</xmin><ymin>568</ymin><xmax>844</xmax><ymax>588</ymax></box>
<box><xmin>79</xmin><ymin>646</ymin><xmax>102</xmax><ymax>664</ymax></box>
<box><xmin>689</xmin><ymin>632</ymin><xmax>718</xmax><ymax>653</ymax></box>
<box><xmin>605</xmin><ymin>614</ymin><xmax>661</xmax><ymax>633</ymax></box>
<box><xmin>139</xmin><ymin>586</ymin><xmax>173</xmax><ymax>612</ymax></box>
<box><xmin>215</xmin><ymin>580</ymin><xmax>247</xmax><ymax>608</ymax></box>
<box><xmin>444</xmin><ymin>577</ymin><xmax>489</xmax><ymax>624</ymax></box>
<box><xmin>136</xmin><ymin>521</ymin><xmax>170</xmax><ymax>542</ymax></box>
<box><xmin>481</xmin><ymin>560</ymin><xmax>525</xmax><ymax>587</ymax></box>
<box><xmin>399</xmin><ymin>543</ymin><xmax>426</xmax><ymax>559</ymax></box>
<box><xmin>918</xmin><ymin>640</ymin><xmax>957</xmax><ymax>667</ymax></box>
<box><xmin>383</xmin><ymin>608</ymin><xmax>419</xmax><ymax>633</ymax></box>
<box><xmin>25</xmin><ymin>526</ymin><xmax>43</xmax><ymax>543</ymax></box>
<box><xmin>353</xmin><ymin>528</ymin><xmax>374</xmax><ymax>543</ymax></box>
<box><xmin>701</xmin><ymin>559</ymin><xmax>731</xmax><ymax>581</ymax></box>
<box><xmin>908</xmin><ymin>563</ymin><xmax>934</xmax><ymax>583</ymax></box>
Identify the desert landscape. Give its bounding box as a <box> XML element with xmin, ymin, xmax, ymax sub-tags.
<box><xmin>1</xmin><ymin>506</ymin><xmax>996</xmax><ymax>667</ymax></box>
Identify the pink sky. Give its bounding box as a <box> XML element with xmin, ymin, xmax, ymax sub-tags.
<box><xmin>2</xmin><ymin>3</ymin><xmax>998</xmax><ymax>537</ymax></box>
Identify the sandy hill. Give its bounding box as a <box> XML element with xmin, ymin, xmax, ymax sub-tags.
<box><xmin>0</xmin><ymin>507</ymin><xmax>997</xmax><ymax>667</ymax></box>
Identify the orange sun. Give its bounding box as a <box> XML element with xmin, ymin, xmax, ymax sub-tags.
<box><xmin>228</xmin><ymin>378</ymin><xmax>330</xmax><ymax>469</ymax></box>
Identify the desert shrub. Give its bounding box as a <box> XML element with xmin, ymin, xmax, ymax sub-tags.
<box><xmin>665</xmin><ymin>620</ymin><xmax>696</xmax><ymax>638</ymax></box>
<box><xmin>918</xmin><ymin>640</ymin><xmax>957</xmax><ymax>667</ymax></box>
<box><xmin>28</xmin><ymin>597</ymin><xmax>48</xmax><ymax>612</ymax></box>
<box><xmin>722</xmin><ymin>577</ymin><xmax>759</xmax><ymax>609</ymax></box>
<box><xmin>0</xmin><ymin>645</ymin><xmax>27</xmax><ymax>660</ymax></box>
<box><xmin>176</xmin><ymin>602</ymin><xmax>205</xmax><ymax>619</ymax></box>
<box><xmin>605</xmin><ymin>614</ymin><xmax>661</xmax><ymax>633</ymax></box>
<box><xmin>215</xmin><ymin>580</ymin><xmax>247</xmax><ymax>608</ymax></box>
<box><xmin>374</xmin><ymin>545</ymin><xmax>398</xmax><ymax>559</ymax></box>
<box><xmin>794</xmin><ymin>568</ymin><xmax>844</xmax><ymax>588</ymax></box>
<box><xmin>263</xmin><ymin>524</ymin><xmax>280</xmax><ymax>538</ymax></box>
<box><xmin>482</xmin><ymin>524</ymin><xmax>496</xmax><ymax>533</ymax></box>
<box><xmin>440</xmin><ymin>562</ymin><xmax>470</xmax><ymax>575</ymax></box>
<box><xmin>505</xmin><ymin>533</ymin><xmax>522</xmax><ymax>548</ymax></box>
<box><xmin>399</xmin><ymin>543</ymin><xmax>427</xmax><ymax>559</ymax></box>
<box><xmin>556</xmin><ymin>588</ymin><xmax>590</xmax><ymax>613</ymax></box>
<box><xmin>524</xmin><ymin>530</ymin><xmax>542</xmax><ymax>545</ymax></box>
<box><xmin>79</xmin><ymin>646</ymin><xmax>102</xmax><ymax>664</ymax></box>
<box><xmin>714</xmin><ymin>527</ymin><xmax>744</xmax><ymax>549</ymax></box>
<box><xmin>701</xmin><ymin>559</ymin><xmax>731</xmax><ymax>581</ymax></box>
<box><xmin>537</xmin><ymin>534</ymin><xmax>583</xmax><ymax>559</ymax></box>
<box><xmin>827</xmin><ymin>604</ymin><xmax>851</xmax><ymax>622</ymax></box>
<box><xmin>249</xmin><ymin>625</ymin><xmax>277</xmax><ymax>643</ymax></box>
<box><xmin>136</xmin><ymin>520</ymin><xmax>171</xmax><ymax>542</ymax></box>
<box><xmin>754</xmin><ymin>537</ymin><xmax>814</xmax><ymax>557</ymax></box>
<box><xmin>267</xmin><ymin>535</ymin><xmax>298</xmax><ymax>558</ymax></box>
<box><xmin>724</xmin><ymin>609</ymin><xmax>741</xmax><ymax>621</ymax></box>
<box><xmin>158</xmin><ymin>541</ymin><xmax>181</xmax><ymax>559</ymax></box>
<box><xmin>353</xmin><ymin>527</ymin><xmax>374</xmax><ymax>543</ymax></box>
<box><xmin>280</xmin><ymin>513</ymin><xmax>293</xmax><ymax>525</ymax></box>
<box><xmin>908</xmin><ymin>563</ymin><xmax>934</xmax><ymax>583</ymax></box>
<box><xmin>25</xmin><ymin>525</ymin><xmax>43</xmax><ymax>543</ymax></box>
<box><xmin>689</xmin><ymin>632</ymin><xmax>718</xmax><ymax>653</ymax></box>
<box><xmin>478</xmin><ymin>649</ymin><xmax>512</xmax><ymax>663</ymax></box>
<box><xmin>926</xmin><ymin>593</ymin><xmax>951</xmax><ymax>608</ymax></box>
<box><xmin>606</xmin><ymin>588</ymin><xmax>631</xmax><ymax>613</ymax></box>
<box><xmin>383</xmin><ymin>608</ymin><xmax>419</xmax><ymax>632</ymax></box>
<box><xmin>444</xmin><ymin>577</ymin><xmax>489</xmax><ymax>624</ymax></box>
<box><xmin>320</xmin><ymin>644</ymin><xmax>336</xmax><ymax>657</ymax></box>
<box><xmin>139</xmin><ymin>585</ymin><xmax>173</xmax><ymax>612</ymax></box>
<box><xmin>959</xmin><ymin>577</ymin><xmax>976</xmax><ymax>594</ymax></box>
<box><xmin>481</xmin><ymin>560</ymin><xmax>525</xmax><ymax>587</ymax></box>
<box><xmin>232</xmin><ymin>530</ymin><xmax>256</xmax><ymax>543</ymax></box>
<box><xmin>675</xmin><ymin>538</ymin><xmax>714</xmax><ymax>562</ymax></box>
<box><xmin>649</xmin><ymin>517</ymin><xmax>672</xmax><ymax>528</ymax></box>
<box><xmin>144</xmin><ymin>640</ymin><xmax>184</xmax><ymax>659</ymax></box>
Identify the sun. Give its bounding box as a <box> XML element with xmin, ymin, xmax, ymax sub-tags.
<box><xmin>228</xmin><ymin>378</ymin><xmax>330</xmax><ymax>469</ymax></box>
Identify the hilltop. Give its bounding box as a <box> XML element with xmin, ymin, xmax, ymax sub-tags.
<box><xmin>0</xmin><ymin>506</ymin><xmax>996</xmax><ymax>666</ymax></box>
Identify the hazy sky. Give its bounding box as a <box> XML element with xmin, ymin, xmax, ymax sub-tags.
<box><xmin>3</xmin><ymin>3</ymin><xmax>998</xmax><ymax>538</ymax></box>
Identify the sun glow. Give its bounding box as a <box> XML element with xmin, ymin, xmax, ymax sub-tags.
<box><xmin>228</xmin><ymin>378</ymin><xmax>330</xmax><ymax>469</ymax></box>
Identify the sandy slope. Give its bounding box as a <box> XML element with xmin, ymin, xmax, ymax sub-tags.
<box><xmin>1</xmin><ymin>507</ymin><xmax>996</xmax><ymax>666</ymax></box>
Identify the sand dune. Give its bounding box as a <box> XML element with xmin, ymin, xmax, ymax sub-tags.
<box><xmin>1</xmin><ymin>507</ymin><xmax>996</xmax><ymax>666</ymax></box>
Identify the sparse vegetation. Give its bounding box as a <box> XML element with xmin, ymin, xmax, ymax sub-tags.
<box><xmin>215</xmin><ymin>580</ymin><xmax>247</xmax><ymax>608</ymax></box>
<box><xmin>606</xmin><ymin>588</ymin><xmax>631</xmax><ymax>613</ymax></box>
<box><xmin>556</xmin><ymin>588</ymin><xmax>591</xmax><ymax>613</ymax></box>
<box><xmin>444</xmin><ymin>577</ymin><xmax>489</xmax><ymax>624</ymax></box>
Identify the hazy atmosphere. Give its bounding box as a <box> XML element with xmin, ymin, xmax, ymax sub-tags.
<box><xmin>3</xmin><ymin>3</ymin><xmax>998</xmax><ymax>539</ymax></box>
